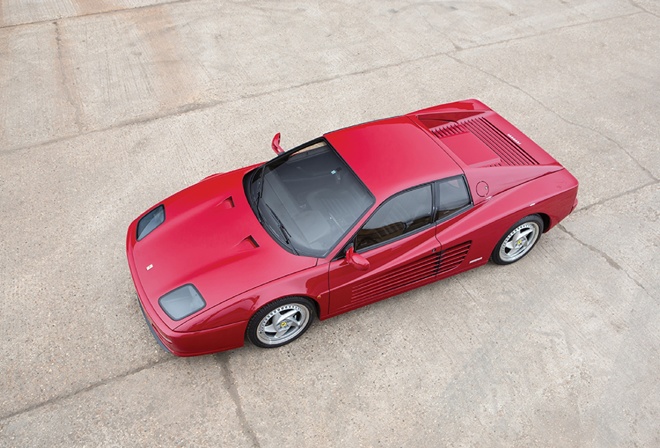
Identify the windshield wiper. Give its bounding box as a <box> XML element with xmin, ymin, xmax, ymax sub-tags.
<box><xmin>251</xmin><ymin>164</ymin><xmax>267</xmax><ymax>223</ymax></box>
<box><xmin>264</xmin><ymin>203</ymin><xmax>299</xmax><ymax>255</ymax></box>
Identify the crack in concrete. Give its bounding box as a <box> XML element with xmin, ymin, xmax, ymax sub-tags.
<box><xmin>0</xmin><ymin>51</ymin><xmax>443</xmax><ymax>156</ymax></box>
<box><xmin>218</xmin><ymin>354</ymin><xmax>261</xmax><ymax>448</ymax></box>
<box><xmin>54</xmin><ymin>20</ymin><xmax>83</xmax><ymax>133</ymax></box>
<box><xmin>446</xmin><ymin>53</ymin><xmax>658</xmax><ymax>183</ymax></box>
<box><xmin>0</xmin><ymin>3</ymin><xmax>655</xmax><ymax>442</ymax></box>
<box><xmin>1</xmin><ymin>6</ymin><xmax>654</xmax><ymax>420</ymax></box>
<box><xmin>569</xmin><ymin>180</ymin><xmax>659</xmax><ymax>215</ymax></box>
<box><xmin>0</xmin><ymin>0</ymin><xmax>193</xmax><ymax>30</ymax></box>
<box><xmin>0</xmin><ymin>356</ymin><xmax>175</xmax><ymax>422</ymax></box>
<box><xmin>444</xmin><ymin>10</ymin><xmax>644</xmax><ymax>55</ymax></box>
<box><xmin>557</xmin><ymin>224</ymin><xmax>654</xmax><ymax>299</ymax></box>
<box><xmin>629</xmin><ymin>0</ymin><xmax>660</xmax><ymax>18</ymax></box>
<box><xmin>1</xmin><ymin>9</ymin><xmax>644</xmax><ymax>156</ymax></box>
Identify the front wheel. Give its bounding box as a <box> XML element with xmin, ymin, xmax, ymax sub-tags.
<box><xmin>491</xmin><ymin>215</ymin><xmax>544</xmax><ymax>265</ymax></box>
<box><xmin>247</xmin><ymin>297</ymin><xmax>315</xmax><ymax>348</ymax></box>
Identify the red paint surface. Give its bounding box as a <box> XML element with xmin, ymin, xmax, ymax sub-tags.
<box><xmin>127</xmin><ymin>99</ymin><xmax>578</xmax><ymax>356</ymax></box>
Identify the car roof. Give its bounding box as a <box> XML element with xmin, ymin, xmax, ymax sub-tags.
<box><xmin>324</xmin><ymin>116</ymin><xmax>463</xmax><ymax>202</ymax></box>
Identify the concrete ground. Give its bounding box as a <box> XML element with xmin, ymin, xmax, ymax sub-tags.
<box><xmin>1</xmin><ymin>0</ymin><xmax>658</xmax><ymax>446</ymax></box>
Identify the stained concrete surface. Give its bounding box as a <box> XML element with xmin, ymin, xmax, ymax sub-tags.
<box><xmin>1</xmin><ymin>1</ymin><xmax>658</xmax><ymax>446</ymax></box>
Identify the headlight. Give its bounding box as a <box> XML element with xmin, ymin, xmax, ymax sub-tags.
<box><xmin>159</xmin><ymin>284</ymin><xmax>206</xmax><ymax>321</ymax></box>
<box><xmin>136</xmin><ymin>205</ymin><xmax>165</xmax><ymax>241</ymax></box>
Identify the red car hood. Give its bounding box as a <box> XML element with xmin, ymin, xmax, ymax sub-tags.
<box><xmin>127</xmin><ymin>166</ymin><xmax>318</xmax><ymax>330</ymax></box>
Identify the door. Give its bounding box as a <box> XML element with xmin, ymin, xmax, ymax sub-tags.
<box><xmin>328</xmin><ymin>184</ymin><xmax>441</xmax><ymax>314</ymax></box>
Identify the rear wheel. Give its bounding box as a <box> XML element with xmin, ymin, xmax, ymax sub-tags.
<box><xmin>247</xmin><ymin>297</ymin><xmax>315</xmax><ymax>348</ymax></box>
<box><xmin>491</xmin><ymin>215</ymin><xmax>544</xmax><ymax>265</ymax></box>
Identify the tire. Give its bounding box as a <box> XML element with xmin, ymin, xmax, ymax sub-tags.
<box><xmin>246</xmin><ymin>297</ymin><xmax>315</xmax><ymax>348</ymax></box>
<box><xmin>491</xmin><ymin>215</ymin><xmax>544</xmax><ymax>265</ymax></box>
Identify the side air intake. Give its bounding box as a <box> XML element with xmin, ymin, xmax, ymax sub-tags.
<box><xmin>438</xmin><ymin>241</ymin><xmax>471</xmax><ymax>274</ymax></box>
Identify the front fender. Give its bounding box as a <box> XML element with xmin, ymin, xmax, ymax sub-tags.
<box><xmin>177</xmin><ymin>262</ymin><xmax>330</xmax><ymax>332</ymax></box>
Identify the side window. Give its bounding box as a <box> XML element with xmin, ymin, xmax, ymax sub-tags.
<box><xmin>355</xmin><ymin>185</ymin><xmax>433</xmax><ymax>251</ymax></box>
<box><xmin>434</xmin><ymin>176</ymin><xmax>471</xmax><ymax>221</ymax></box>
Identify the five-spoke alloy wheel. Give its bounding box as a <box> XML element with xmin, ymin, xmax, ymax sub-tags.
<box><xmin>247</xmin><ymin>297</ymin><xmax>315</xmax><ymax>348</ymax></box>
<box><xmin>491</xmin><ymin>215</ymin><xmax>544</xmax><ymax>265</ymax></box>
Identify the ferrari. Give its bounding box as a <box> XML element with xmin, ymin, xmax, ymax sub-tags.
<box><xmin>126</xmin><ymin>99</ymin><xmax>578</xmax><ymax>356</ymax></box>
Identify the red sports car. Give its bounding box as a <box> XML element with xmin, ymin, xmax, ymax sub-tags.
<box><xmin>127</xmin><ymin>99</ymin><xmax>578</xmax><ymax>356</ymax></box>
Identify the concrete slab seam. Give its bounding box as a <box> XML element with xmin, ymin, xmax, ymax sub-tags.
<box><xmin>557</xmin><ymin>224</ymin><xmax>656</xmax><ymax>300</ymax></box>
<box><xmin>446</xmin><ymin>53</ymin><xmax>659</xmax><ymax>183</ymax></box>
<box><xmin>0</xmin><ymin>357</ymin><xmax>176</xmax><ymax>423</ymax></box>
<box><xmin>570</xmin><ymin>180</ymin><xmax>659</xmax><ymax>215</ymax></box>
<box><xmin>0</xmin><ymin>51</ymin><xmax>444</xmax><ymax>156</ymax></box>
<box><xmin>0</xmin><ymin>10</ymin><xmax>644</xmax><ymax>156</ymax></box>
<box><xmin>218</xmin><ymin>354</ymin><xmax>261</xmax><ymax>448</ymax></box>
<box><xmin>629</xmin><ymin>0</ymin><xmax>660</xmax><ymax>18</ymax></box>
<box><xmin>0</xmin><ymin>0</ymin><xmax>194</xmax><ymax>30</ymax></box>
<box><xmin>445</xmin><ymin>10</ymin><xmax>645</xmax><ymax>55</ymax></box>
<box><xmin>54</xmin><ymin>21</ymin><xmax>84</xmax><ymax>133</ymax></box>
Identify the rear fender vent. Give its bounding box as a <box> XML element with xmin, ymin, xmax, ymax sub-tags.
<box><xmin>432</xmin><ymin>118</ymin><xmax>538</xmax><ymax>166</ymax></box>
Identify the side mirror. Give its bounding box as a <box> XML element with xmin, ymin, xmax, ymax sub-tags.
<box><xmin>271</xmin><ymin>132</ymin><xmax>284</xmax><ymax>155</ymax></box>
<box><xmin>346</xmin><ymin>246</ymin><xmax>369</xmax><ymax>271</ymax></box>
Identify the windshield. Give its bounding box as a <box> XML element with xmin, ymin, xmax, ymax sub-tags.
<box><xmin>248</xmin><ymin>139</ymin><xmax>374</xmax><ymax>257</ymax></box>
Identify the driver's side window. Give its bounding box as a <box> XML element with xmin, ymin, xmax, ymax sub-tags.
<box><xmin>355</xmin><ymin>185</ymin><xmax>433</xmax><ymax>251</ymax></box>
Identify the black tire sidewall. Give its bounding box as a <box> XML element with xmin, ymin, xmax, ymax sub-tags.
<box><xmin>491</xmin><ymin>215</ymin><xmax>544</xmax><ymax>265</ymax></box>
<box><xmin>246</xmin><ymin>297</ymin><xmax>316</xmax><ymax>348</ymax></box>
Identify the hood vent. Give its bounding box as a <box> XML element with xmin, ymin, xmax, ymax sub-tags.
<box><xmin>432</xmin><ymin>117</ymin><xmax>538</xmax><ymax>166</ymax></box>
<box><xmin>235</xmin><ymin>235</ymin><xmax>259</xmax><ymax>251</ymax></box>
<box><xmin>217</xmin><ymin>196</ymin><xmax>235</xmax><ymax>209</ymax></box>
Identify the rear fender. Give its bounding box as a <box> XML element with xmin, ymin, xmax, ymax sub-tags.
<box><xmin>436</xmin><ymin>169</ymin><xmax>578</xmax><ymax>265</ymax></box>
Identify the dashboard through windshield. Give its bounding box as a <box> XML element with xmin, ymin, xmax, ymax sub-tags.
<box><xmin>247</xmin><ymin>139</ymin><xmax>374</xmax><ymax>257</ymax></box>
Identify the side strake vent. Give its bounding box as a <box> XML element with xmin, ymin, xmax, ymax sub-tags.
<box><xmin>432</xmin><ymin>117</ymin><xmax>538</xmax><ymax>166</ymax></box>
<box><xmin>351</xmin><ymin>252</ymin><xmax>441</xmax><ymax>305</ymax></box>
<box><xmin>348</xmin><ymin>241</ymin><xmax>473</xmax><ymax>306</ymax></box>
<box><xmin>438</xmin><ymin>241</ymin><xmax>471</xmax><ymax>274</ymax></box>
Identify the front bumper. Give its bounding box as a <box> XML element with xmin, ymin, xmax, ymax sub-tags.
<box><xmin>137</xmin><ymin>298</ymin><xmax>247</xmax><ymax>356</ymax></box>
<box><xmin>127</xmin><ymin>223</ymin><xmax>247</xmax><ymax>357</ymax></box>
<box><xmin>131</xmin><ymin>274</ymin><xmax>248</xmax><ymax>357</ymax></box>
<box><xmin>137</xmin><ymin>297</ymin><xmax>169</xmax><ymax>353</ymax></box>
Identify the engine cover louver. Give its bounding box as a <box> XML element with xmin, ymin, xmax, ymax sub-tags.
<box><xmin>432</xmin><ymin>117</ymin><xmax>538</xmax><ymax>166</ymax></box>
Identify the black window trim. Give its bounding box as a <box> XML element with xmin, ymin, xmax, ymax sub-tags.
<box><xmin>245</xmin><ymin>136</ymin><xmax>376</xmax><ymax>258</ymax></box>
<box><xmin>337</xmin><ymin>182</ymin><xmax>436</xmax><ymax>257</ymax></box>
<box><xmin>336</xmin><ymin>174</ymin><xmax>474</xmax><ymax>258</ymax></box>
<box><xmin>433</xmin><ymin>174</ymin><xmax>473</xmax><ymax>224</ymax></box>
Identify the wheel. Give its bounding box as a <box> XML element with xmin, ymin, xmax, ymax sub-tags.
<box><xmin>246</xmin><ymin>297</ymin><xmax>315</xmax><ymax>348</ymax></box>
<box><xmin>491</xmin><ymin>215</ymin><xmax>544</xmax><ymax>265</ymax></box>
